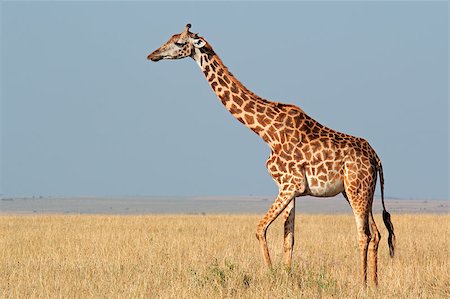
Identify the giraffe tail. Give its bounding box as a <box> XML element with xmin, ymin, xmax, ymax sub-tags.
<box><xmin>377</xmin><ymin>160</ymin><xmax>396</xmax><ymax>258</ymax></box>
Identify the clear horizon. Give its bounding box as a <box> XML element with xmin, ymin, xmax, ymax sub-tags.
<box><xmin>1</xmin><ymin>194</ymin><xmax>448</xmax><ymax>201</ymax></box>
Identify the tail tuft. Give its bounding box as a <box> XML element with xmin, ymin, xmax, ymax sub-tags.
<box><xmin>383</xmin><ymin>209</ymin><xmax>396</xmax><ymax>257</ymax></box>
<box><xmin>378</xmin><ymin>158</ymin><xmax>396</xmax><ymax>258</ymax></box>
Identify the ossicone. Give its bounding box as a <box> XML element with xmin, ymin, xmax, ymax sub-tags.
<box><xmin>184</xmin><ymin>23</ymin><xmax>192</xmax><ymax>34</ymax></box>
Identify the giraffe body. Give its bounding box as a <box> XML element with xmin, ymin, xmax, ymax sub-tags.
<box><xmin>147</xmin><ymin>24</ymin><xmax>395</xmax><ymax>287</ymax></box>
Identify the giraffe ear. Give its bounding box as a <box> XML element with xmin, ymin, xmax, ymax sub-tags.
<box><xmin>193</xmin><ymin>38</ymin><xmax>206</xmax><ymax>48</ymax></box>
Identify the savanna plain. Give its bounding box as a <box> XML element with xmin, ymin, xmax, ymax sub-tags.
<box><xmin>1</xmin><ymin>213</ymin><xmax>448</xmax><ymax>298</ymax></box>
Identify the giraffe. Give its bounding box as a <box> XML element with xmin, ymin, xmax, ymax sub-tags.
<box><xmin>147</xmin><ymin>24</ymin><xmax>395</xmax><ymax>286</ymax></box>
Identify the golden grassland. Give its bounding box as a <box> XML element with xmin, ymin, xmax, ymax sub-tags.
<box><xmin>0</xmin><ymin>213</ymin><xmax>448</xmax><ymax>298</ymax></box>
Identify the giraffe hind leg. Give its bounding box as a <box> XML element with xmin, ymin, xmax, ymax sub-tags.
<box><xmin>344</xmin><ymin>159</ymin><xmax>378</xmax><ymax>286</ymax></box>
<box><xmin>343</xmin><ymin>188</ymin><xmax>369</xmax><ymax>284</ymax></box>
<box><xmin>353</xmin><ymin>207</ymin><xmax>371</xmax><ymax>286</ymax></box>
<box><xmin>368</xmin><ymin>211</ymin><xmax>381</xmax><ymax>286</ymax></box>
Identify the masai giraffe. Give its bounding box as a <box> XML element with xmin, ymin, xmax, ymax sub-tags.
<box><xmin>147</xmin><ymin>24</ymin><xmax>395</xmax><ymax>286</ymax></box>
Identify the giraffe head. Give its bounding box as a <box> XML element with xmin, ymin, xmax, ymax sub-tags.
<box><xmin>147</xmin><ymin>24</ymin><xmax>208</xmax><ymax>62</ymax></box>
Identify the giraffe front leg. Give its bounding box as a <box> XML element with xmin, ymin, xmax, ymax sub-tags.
<box><xmin>283</xmin><ymin>200</ymin><xmax>295</xmax><ymax>267</ymax></box>
<box><xmin>256</xmin><ymin>187</ymin><xmax>297</xmax><ymax>268</ymax></box>
<box><xmin>282</xmin><ymin>166</ymin><xmax>308</xmax><ymax>267</ymax></box>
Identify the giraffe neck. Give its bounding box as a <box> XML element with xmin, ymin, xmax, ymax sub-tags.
<box><xmin>192</xmin><ymin>48</ymin><xmax>286</xmax><ymax>144</ymax></box>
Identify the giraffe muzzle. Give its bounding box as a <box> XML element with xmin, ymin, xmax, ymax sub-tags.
<box><xmin>147</xmin><ymin>51</ymin><xmax>162</xmax><ymax>62</ymax></box>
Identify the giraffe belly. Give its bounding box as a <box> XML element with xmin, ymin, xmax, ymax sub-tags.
<box><xmin>306</xmin><ymin>175</ymin><xmax>344</xmax><ymax>197</ymax></box>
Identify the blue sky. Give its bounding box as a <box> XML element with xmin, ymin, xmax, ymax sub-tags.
<box><xmin>1</xmin><ymin>1</ymin><xmax>448</xmax><ymax>199</ymax></box>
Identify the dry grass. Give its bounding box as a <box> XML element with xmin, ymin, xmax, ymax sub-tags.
<box><xmin>0</xmin><ymin>213</ymin><xmax>448</xmax><ymax>298</ymax></box>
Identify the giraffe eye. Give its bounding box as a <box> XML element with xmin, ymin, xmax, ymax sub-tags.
<box><xmin>175</xmin><ymin>42</ymin><xmax>186</xmax><ymax>47</ymax></box>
